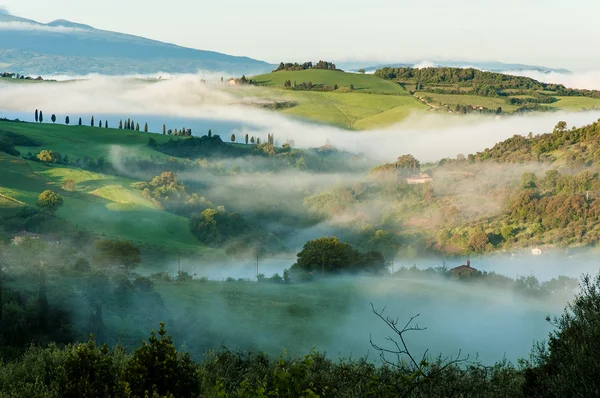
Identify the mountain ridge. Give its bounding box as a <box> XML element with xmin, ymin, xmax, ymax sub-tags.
<box><xmin>0</xmin><ymin>12</ymin><xmax>274</xmax><ymax>76</ymax></box>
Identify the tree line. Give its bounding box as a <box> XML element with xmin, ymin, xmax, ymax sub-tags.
<box><xmin>273</xmin><ymin>60</ymin><xmax>339</xmax><ymax>72</ymax></box>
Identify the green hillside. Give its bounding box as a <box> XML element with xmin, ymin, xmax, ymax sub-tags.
<box><xmin>251</xmin><ymin>69</ymin><xmax>408</xmax><ymax>95</ymax></box>
<box><xmin>0</xmin><ymin>121</ymin><xmax>209</xmax><ymax>257</ymax></box>
<box><xmin>240</xmin><ymin>68</ymin><xmax>600</xmax><ymax>128</ymax></box>
<box><xmin>2</xmin><ymin>121</ymin><xmax>175</xmax><ymax>160</ymax></box>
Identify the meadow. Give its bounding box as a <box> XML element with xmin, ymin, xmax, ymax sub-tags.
<box><xmin>0</xmin><ymin>121</ymin><xmax>211</xmax><ymax>256</ymax></box>
<box><xmin>251</xmin><ymin>69</ymin><xmax>408</xmax><ymax>95</ymax></box>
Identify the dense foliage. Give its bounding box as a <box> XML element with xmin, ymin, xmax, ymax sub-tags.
<box><xmin>273</xmin><ymin>60</ymin><xmax>339</xmax><ymax>72</ymax></box>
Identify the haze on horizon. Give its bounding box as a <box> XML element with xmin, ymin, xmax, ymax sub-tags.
<box><xmin>2</xmin><ymin>0</ymin><xmax>600</xmax><ymax>71</ymax></box>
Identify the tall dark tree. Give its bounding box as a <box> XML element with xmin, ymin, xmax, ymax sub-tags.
<box><xmin>65</xmin><ymin>116</ymin><xmax>70</xmax><ymax>125</ymax></box>
<box><xmin>257</xmin><ymin>137</ymin><xmax>261</xmax><ymax>145</ymax></box>
<box><xmin>230</xmin><ymin>134</ymin><xmax>235</xmax><ymax>142</ymax></box>
<box><xmin>39</xmin><ymin>111</ymin><xmax>43</xmax><ymax>123</ymax></box>
<box><xmin>119</xmin><ymin>120</ymin><xmax>123</xmax><ymax>129</ymax></box>
<box><xmin>127</xmin><ymin>119</ymin><xmax>131</xmax><ymax>129</ymax></box>
<box><xmin>144</xmin><ymin>123</ymin><xmax>148</xmax><ymax>133</ymax></box>
<box><xmin>98</xmin><ymin>120</ymin><xmax>102</xmax><ymax>128</ymax></box>
<box><xmin>136</xmin><ymin>123</ymin><xmax>140</xmax><ymax>131</ymax></box>
<box><xmin>208</xmin><ymin>129</ymin><xmax>212</xmax><ymax>138</ymax></box>
<box><xmin>35</xmin><ymin>109</ymin><xmax>38</xmax><ymax>122</ymax></box>
<box><xmin>250</xmin><ymin>136</ymin><xmax>255</xmax><ymax>144</ymax></box>
<box><xmin>91</xmin><ymin>116</ymin><xmax>94</xmax><ymax>127</ymax></box>
<box><xmin>105</xmin><ymin>120</ymin><xmax>108</xmax><ymax>128</ymax></box>
<box><xmin>245</xmin><ymin>134</ymin><xmax>249</xmax><ymax>144</ymax></box>
<box><xmin>162</xmin><ymin>124</ymin><xmax>166</xmax><ymax>135</ymax></box>
<box><xmin>51</xmin><ymin>114</ymin><xmax>56</xmax><ymax>123</ymax></box>
<box><xmin>78</xmin><ymin>117</ymin><xmax>82</xmax><ymax>126</ymax></box>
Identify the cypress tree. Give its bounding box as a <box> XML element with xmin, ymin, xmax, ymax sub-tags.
<box><xmin>105</xmin><ymin>120</ymin><xmax>108</xmax><ymax>128</ymax></box>
<box><xmin>98</xmin><ymin>120</ymin><xmax>102</xmax><ymax>128</ymax></box>
<box><xmin>35</xmin><ymin>109</ymin><xmax>38</xmax><ymax>122</ymax></box>
<box><xmin>136</xmin><ymin>123</ymin><xmax>139</xmax><ymax>131</ymax></box>
<box><xmin>91</xmin><ymin>116</ymin><xmax>94</xmax><ymax>127</ymax></box>
<box><xmin>78</xmin><ymin>117</ymin><xmax>82</xmax><ymax>126</ymax></box>
<box><xmin>231</xmin><ymin>133</ymin><xmax>235</xmax><ymax>142</ymax></box>
<box><xmin>65</xmin><ymin>116</ymin><xmax>70</xmax><ymax>125</ymax></box>
<box><xmin>51</xmin><ymin>114</ymin><xmax>56</xmax><ymax>123</ymax></box>
<box><xmin>245</xmin><ymin>134</ymin><xmax>249</xmax><ymax>144</ymax></box>
<box><xmin>119</xmin><ymin>120</ymin><xmax>123</xmax><ymax>129</ymax></box>
<box><xmin>39</xmin><ymin>111</ymin><xmax>43</xmax><ymax>123</ymax></box>
<box><xmin>208</xmin><ymin>129</ymin><xmax>212</xmax><ymax>138</ymax></box>
<box><xmin>144</xmin><ymin>123</ymin><xmax>148</xmax><ymax>133</ymax></box>
<box><xmin>162</xmin><ymin>124</ymin><xmax>166</xmax><ymax>135</ymax></box>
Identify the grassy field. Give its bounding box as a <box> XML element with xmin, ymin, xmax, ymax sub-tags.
<box><xmin>550</xmin><ymin>96</ymin><xmax>600</xmax><ymax>111</ymax></box>
<box><xmin>228</xmin><ymin>84</ymin><xmax>427</xmax><ymax>129</ymax></box>
<box><xmin>251</xmin><ymin>69</ymin><xmax>408</xmax><ymax>95</ymax></box>
<box><xmin>0</xmin><ymin>121</ymin><xmax>176</xmax><ymax>161</ymax></box>
<box><xmin>415</xmin><ymin>92</ymin><xmax>520</xmax><ymax>113</ymax></box>
<box><xmin>0</xmin><ymin>121</ymin><xmax>209</xmax><ymax>255</ymax></box>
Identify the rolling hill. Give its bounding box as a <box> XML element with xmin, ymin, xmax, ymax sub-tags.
<box><xmin>0</xmin><ymin>120</ymin><xmax>210</xmax><ymax>257</ymax></box>
<box><xmin>0</xmin><ymin>10</ymin><xmax>273</xmax><ymax>76</ymax></box>
<box><xmin>238</xmin><ymin>68</ymin><xmax>600</xmax><ymax>129</ymax></box>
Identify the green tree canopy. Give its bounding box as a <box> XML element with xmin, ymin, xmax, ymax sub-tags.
<box><xmin>292</xmin><ymin>236</ymin><xmax>386</xmax><ymax>275</ymax></box>
<box><xmin>36</xmin><ymin>190</ymin><xmax>63</xmax><ymax>216</ymax></box>
<box><xmin>37</xmin><ymin>150</ymin><xmax>57</xmax><ymax>163</ymax></box>
<box><xmin>123</xmin><ymin>322</ymin><xmax>198</xmax><ymax>397</ymax></box>
<box><xmin>93</xmin><ymin>239</ymin><xmax>141</xmax><ymax>271</ymax></box>
<box><xmin>525</xmin><ymin>273</ymin><xmax>600</xmax><ymax>396</ymax></box>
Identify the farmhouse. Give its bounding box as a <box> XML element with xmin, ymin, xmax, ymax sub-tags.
<box><xmin>227</xmin><ymin>78</ymin><xmax>238</xmax><ymax>85</ymax></box>
<box><xmin>531</xmin><ymin>247</ymin><xmax>542</xmax><ymax>256</ymax></box>
<box><xmin>406</xmin><ymin>173</ymin><xmax>433</xmax><ymax>184</ymax></box>
<box><xmin>12</xmin><ymin>230</ymin><xmax>40</xmax><ymax>245</ymax></box>
<box><xmin>449</xmin><ymin>260</ymin><xmax>478</xmax><ymax>278</ymax></box>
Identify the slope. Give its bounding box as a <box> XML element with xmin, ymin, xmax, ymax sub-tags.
<box><xmin>0</xmin><ymin>12</ymin><xmax>272</xmax><ymax>76</ymax></box>
<box><xmin>0</xmin><ymin>121</ymin><xmax>208</xmax><ymax>255</ymax></box>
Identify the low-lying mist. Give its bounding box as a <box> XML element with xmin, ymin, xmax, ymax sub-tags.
<box><xmin>3</xmin><ymin>75</ymin><xmax>600</xmax><ymax>161</ymax></box>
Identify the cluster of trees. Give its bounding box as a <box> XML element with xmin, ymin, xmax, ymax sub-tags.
<box><xmin>472</xmin><ymin>120</ymin><xmax>600</xmax><ymax>165</ymax></box>
<box><xmin>375</xmin><ymin>67</ymin><xmax>551</xmax><ymax>90</ymax></box>
<box><xmin>189</xmin><ymin>207</ymin><xmax>252</xmax><ymax>246</ymax></box>
<box><xmin>273</xmin><ymin>60</ymin><xmax>339</xmax><ymax>72</ymax></box>
<box><xmin>118</xmin><ymin>118</ymin><xmax>143</xmax><ymax>132</ymax></box>
<box><xmin>161</xmin><ymin>123</ymin><xmax>192</xmax><ymax>136</ymax></box>
<box><xmin>136</xmin><ymin>171</ymin><xmax>212</xmax><ymax>214</ymax></box>
<box><xmin>375</xmin><ymin>66</ymin><xmax>600</xmax><ymax>100</ymax></box>
<box><xmin>290</xmin><ymin>236</ymin><xmax>387</xmax><ymax>277</ymax></box>
<box><xmin>282</xmin><ymin>80</ymin><xmax>341</xmax><ymax>91</ymax></box>
<box><xmin>370</xmin><ymin>153</ymin><xmax>421</xmax><ymax>176</ymax></box>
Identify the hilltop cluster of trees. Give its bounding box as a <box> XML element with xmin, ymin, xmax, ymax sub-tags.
<box><xmin>273</xmin><ymin>60</ymin><xmax>339</xmax><ymax>72</ymax></box>
<box><xmin>374</xmin><ymin>67</ymin><xmax>600</xmax><ymax>99</ymax></box>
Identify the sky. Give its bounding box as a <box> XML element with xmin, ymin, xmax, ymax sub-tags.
<box><xmin>3</xmin><ymin>0</ymin><xmax>600</xmax><ymax>70</ymax></box>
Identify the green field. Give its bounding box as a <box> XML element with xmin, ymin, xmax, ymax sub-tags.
<box><xmin>551</xmin><ymin>96</ymin><xmax>600</xmax><ymax>110</ymax></box>
<box><xmin>278</xmin><ymin>91</ymin><xmax>427</xmax><ymax>129</ymax></box>
<box><xmin>415</xmin><ymin>92</ymin><xmax>520</xmax><ymax>113</ymax></box>
<box><xmin>251</xmin><ymin>69</ymin><xmax>408</xmax><ymax>95</ymax></box>
<box><xmin>1</xmin><ymin>121</ymin><xmax>175</xmax><ymax>161</ymax></box>
<box><xmin>0</xmin><ymin>121</ymin><xmax>209</xmax><ymax>255</ymax></box>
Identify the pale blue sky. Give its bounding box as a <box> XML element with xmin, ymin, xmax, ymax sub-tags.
<box><xmin>3</xmin><ymin>0</ymin><xmax>600</xmax><ymax>70</ymax></box>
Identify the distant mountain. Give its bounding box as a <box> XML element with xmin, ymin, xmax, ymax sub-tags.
<box><xmin>0</xmin><ymin>11</ymin><xmax>274</xmax><ymax>76</ymax></box>
<box><xmin>340</xmin><ymin>60</ymin><xmax>571</xmax><ymax>75</ymax></box>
